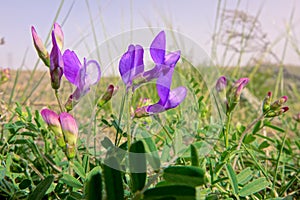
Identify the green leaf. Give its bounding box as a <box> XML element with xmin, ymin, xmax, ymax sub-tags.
<box><xmin>239</xmin><ymin>177</ymin><xmax>270</xmax><ymax>197</ymax></box>
<box><xmin>258</xmin><ymin>141</ymin><xmax>270</xmax><ymax>150</ymax></box>
<box><xmin>103</xmin><ymin>157</ymin><xmax>124</xmax><ymax>200</ymax></box>
<box><xmin>225</xmin><ymin>163</ymin><xmax>239</xmax><ymax>195</ymax></box>
<box><xmin>252</xmin><ymin>120</ymin><xmax>261</xmax><ymax>134</ymax></box>
<box><xmin>263</xmin><ymin>122</ymin><xmax>285</xmax><ymax>133</ymax></box>
<box><xmin>72</xmin><ymin>161</ymin><xmax>86</xmax><ymax>180</ymax></box>
<box><xmin>60</xmin><ymin>174</ymin><xmax>83</xmax><ymax>189</ymax></box>
<box><xmin>236</xmin><ymin>167</ymin><xmax>253</xmax><ymax>185</ymax></box>
<box><xmin>243</xmin><ymin>134</ymin><xmax>256</xmax><ymax>144</ymax></box>
<box><xmin>28</xmin><ymin>175</ymin><xmax>54</xmax><ymax>200</ymax></box>
<box><xmin>85</xmin><ymin>166</ymin><xmax>102</xmax><ymax>200</ymax></box>
<box><xmin>190</xmin><ymin>144</ymin><xmax>199</xmax><ymax>167</ymax></box>
<box><xmin>141</xmin><ymin>131</ymin><xmax>161</xmax><ymax>170</ymax></box>
<box><xmin>143</xmin><ymin>185</ymin><xmax>195</xmax><ymax>200</ymax></box>
<box><xmin>129</xmin><ymin>140</ymin><xmax>146</xmax><ymax>192</ymax></box>
<box><xmin>163</xmin><ymin>166</ymin><xmax>206</xmax><ymax>186</ymax></box>
<box><xmin>19</xmin><ymin>179</ymin><xmax>31</xmax><ymax>189</ymax></box>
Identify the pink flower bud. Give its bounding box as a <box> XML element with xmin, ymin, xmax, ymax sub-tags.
<box><xmin>40</xmin><ymin>108</ymin><xmax>66</xmax><ymax>149</ymax></box>
<box><xmin>59</xmin><ymin>112</ymin><xmax>78</xmax><ymax>159</ymax></box>
<box><xmin>31</xmin><ymin>26</ymin><xmax>50</xmax><ymax>67</ymax></box>
<box><xmin>234</xmin><ymin>78</ymin><xmax>249</xmax><ymax>100</ymax></box>
<box><xmin>262</xmin><ymin>91</ymin><xmax>272</xmax><ymax>113</ymax></box>
<box><xmin>97</xmin><ymin>84</ymin><xmax>118</xmax><ymax>107</ymax></box>
<box><xmin>215</xmin><ymin>76</ymin><xmax>227</xmax><ymax>92</ymax></box>
<box><xmin>270</xmin><ymin>96</ymin><xmax>288</xmax><ymax>110</ymax></box>
<box><xmin>53</xmin><ymin>23</ymin><xmax>64</xmax><ymax>50</ymax></box>
<box><xmin>50</xmin><ymin>31</ymin><xmax>64</xmax><ymax>90</ymax></box>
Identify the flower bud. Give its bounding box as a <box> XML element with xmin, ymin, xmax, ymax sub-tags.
<box><xmin>134</xmin><ymin>106</ymin><xmax>149</xmax><ymax>118</ymax></box>
<box><xmin>53</xmin><ymin>23</ymin><xmax>64</xmax><ymax>50</ymax></box>
<box><xmin>40</xmin><ymin>108</ymin><xmax>66</xmax><ymax>149</ymax></box>
<box><xmin>31</xmin><ymin>26</ymin><xmax>50</xmax><ymax>67</ymax></box>
<box><xmin>270</xmin><ymin>96</ymin><xmax>288</xmax><ymax>110</ymax></box>
<box><xmin>215</xmin><ymin>76</ymin><xmax>227</xmax><ymax>92</ymax></box>
<box><xmin>50</xmin><ymin>31</ymin><xmax>64</xmax><ymax>90</ymax></box>
<box><xmin>234</xmin><ymin>78</ymin><xmax>249</xmax><ymax>101</ymax></box>
<box><xmin>1</xmin><ymin>68</ymin><xmax>10</xmax><ymax>83</ymax></box>
<box><xmin>265</xmin><ymin>106</ymin><xmax>289</xmax><ymax>118</ymax></box>
<box><xmin>97</xmin><ymin>84</ymin><xmax>118</xmax><ymax>107</ymax></box>
<box><xmin>59</xmin><ymin>112</ymin><xmax>78</xmax><ymax>159</ymax></box>
<box><xmin>262</xmin><ymin>91</ymin><xmax>272</xmax><ymax>113</ymax></box>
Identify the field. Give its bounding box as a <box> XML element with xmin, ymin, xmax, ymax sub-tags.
<box><xmin>0</xmin><ymin>1</ymin><xmax>300</xmax><ymax>200</ymax></box>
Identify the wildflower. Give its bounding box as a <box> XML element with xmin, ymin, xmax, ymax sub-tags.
<box><xmin>134</xmin><ymin>64</ymin><xmax>187</xmax><ymax>118</ymax></box>
<box><xmin>262</xmin><ymin>91</ymin><xmax>272</xmax><ymax>113</ymax></box>
<box><xmin>97</xmin><ymin>84</ymin><xmax>118</xmax><ymax>107</ymax></box>
<box><xmin>31</xmin><ymin>26</ymin><xmax>50</xmax><ymax>67</ymax></box>
<box><xmin>59</xmin><ymin>112</ymin><xmax>78</xmax><ymax>159</ymax></box>
<box><xmin>50</xmin><ymin>31</ymin><xmax>64</xmax><ymax>90</ymax></box>
<box><xmin>227</xmin><ymin>77</ymin><xmax>249</xmax><ymax>113</ymax></box>
<box><xmin>265</xmin><ymin>106</ymin><xmax>289</xmax><ymax>118</ymax></box>
<box><xmin>63</xmin><ymin>49</ymin><xmax>101</xmax><ymax>111</ymax></box>
<box><xmin>0</xmin><ymin>68</ymin><xmax>10</xmax><ymax>83</ymax></box>
<box><xmin>119</xmin><ymin>31</ymin><xmax>180</xmax><ymax>90</ymax></box>
<box><xmin>263</xmin><ymin>93</ymin><xmax>289</xmax><ymax>118</ymax></box>
<box><xmin>215</xmin><ymin>76</ymin><xmax>228</xmax><ymax>109</ymax></box>
<box><xmin>119</xmin><ymin>44</ymin><xmax>144</xmax><ymax>89</ymax></box>
<box><xmin>40</xmin><ymin>108</ymin><xmax>66</xmax><ymax>149</ymax></box>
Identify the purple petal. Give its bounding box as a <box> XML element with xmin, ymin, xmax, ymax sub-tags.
<box><xmin>156</xmin><ymin>66</ymin><xmax>174</xmax><ymax>104</ymax></box>
<box><xmin>147</xmin><ymin>103</ymin><xmax>165</xmax><ymax>114</ymax></box>
<box><xmin>40</xmin><ymin>108</ymin><xmax>60</xmax><ymax>127</ymax></box>
<box><xmin>50</xmin><ymin>31</ymin><xmax>64</xmax><ymax>89</ymax></box>
<box><xmin>119</xmin><ymin>45</ymin><xmax>144</xmax><ymax>87</ymax></box>
<box><xmin>63</xmin><ymin>50</ymin><xmax>81</xmax><ymax>86</ymax></box>
<box><xmin>119</xmin><ymin>45</ymin><xmax>135</xmax><ymax>85</ymax></box>
<box><xmin>164</xmin><ymin>50</ymin><xmax>181</xmax><ymax>66</ymax></box>
<box><xmin>165</xmin><ymin>86</ymin><xmax>187</xmax><ymax>109</ymax></box>
<box><xmin>150</xmin><ymin>31</ymin><xmax>166</xmax><ymax>64</ymax></box>
<box><xmin>132</xmin><ymin>45</ymin><xmax>144</xmax><ymax>78</ymax></box>
<box><xmin>216</xmin><ymin>76</ymin><xmax>227</xmax><ymax>92</ymax></box>
<box><xmin>84</xmin><ymin>59</ymin><xmax>101</xmax><ymax>87</ymax></box>
<box><xmin>53</xmin><ymin>23</ymin><xmax>64</xmax><ymax>50</ymax></box>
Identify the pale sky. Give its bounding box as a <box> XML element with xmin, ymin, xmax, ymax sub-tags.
<box><xmin>1</xmin><ymin>0</ymin><xmax>300</xmax><ymax>70</ymax></box>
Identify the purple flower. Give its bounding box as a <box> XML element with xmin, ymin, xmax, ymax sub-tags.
<box><xmin>119</xmin><ymin>44</ymin><xmax>144</xmax><ymax>88</ymax></box>
<box><xmin>143</xmin><ymin>31</ymin><xmax>180</xmax><ymax>82</ymax></box>
<box><xmin>215</xmin><ymin>76</ymin><xmax>227</xmax><ymax>92</ymax></box>
<box><xmin>50</xmin><ymin>31</ymin><xmax>64</xmax><ymax>90</ymax></box>
<box><xmin>63</xmin><ymin>49</ymin><xmax>101</xmax><ymax>111</ymax></box>
<box><xmin>53</xmin><ymin>23</ymin><xmax>64</xmax><ymax>50</ymax></box>
<box><xmin>134</xmin><ymin>64</ymin><xmax>187</xmax><ymax>118</ymax></box>
<box><xmin>119</xmin><ymin>31</ymin><xmax>180</xmax><ymax>90</ymax></box>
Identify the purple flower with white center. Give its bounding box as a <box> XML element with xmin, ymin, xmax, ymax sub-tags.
<box><xmin>119</xmin><ymin>31</ymin><xmax>180</xmax><ymax>90</ymax></box>
<box><xmin>134</xmin><ymin>62</ymin><xmax>187</xmax><ymax>118</ymax></box>
<box><xmin>63</xmin><ymin>49</ymin><xmax>101</xmax><ymax>111</ymax></box>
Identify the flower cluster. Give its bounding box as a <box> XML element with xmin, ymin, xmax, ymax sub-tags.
<box><xmin>215</xmin><ymin>76</ymin><xmax>249</xmax><ymax>114</ymax></box>
<box><xmin>262</xmin><ymin>91</ymin><xmax>289</xmax><ymax>118</ymax></box>
<box><xmin>119</xmin><ymin>31</ymin><xmax>187</xmax><ymax>117</ymax></box>
<box><xmin>31</xmin><ymin>23</ymin><xmax>101</xmax><ymax>110</ymax></box>
<box><xmin>32</xmin><ymin>23</ymin><xmax>103</xmax><ymax>159</ymax></box>
<box><xmin>41</xmin><ymin>109</ymin><xmax>78</xmax><ymax>159</ymax></box>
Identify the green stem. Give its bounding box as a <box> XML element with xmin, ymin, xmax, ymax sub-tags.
<box><xmin>54</xmin><ymin>90</ymin><xmax>63</xmax><ymax>113</ymax></box>
<box><xmin>115</xmin><ymin>92</ymin><xmax>126</xmax><ymax>146</ymax></box>
<box><xmin>127</xmin><ymin>89</ymin><xmax>133</xmax><ymax>148</ymax></box>
<box><xmin>224</xmin><ymin>112</ymin><xmax>232</xmax><ymax>149</ymax></box>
